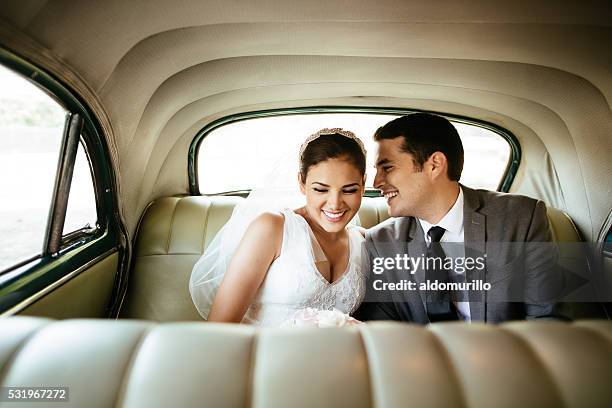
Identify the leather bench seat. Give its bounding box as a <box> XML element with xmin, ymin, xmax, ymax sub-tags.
<box><xmin>0</xmin><ymin>317</ymin><xmax>610</xmax><ymax>408</ymax></box>
<box><xmin>120</xmin><ymin>196</ymin><xmax>584</xmax><ymax>321</ymax></box>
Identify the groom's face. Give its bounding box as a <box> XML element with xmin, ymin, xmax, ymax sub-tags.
<box><xmin>374</xmin><ymin>137</ymin><xmax>432</xmax><ymax>218</ymax></box>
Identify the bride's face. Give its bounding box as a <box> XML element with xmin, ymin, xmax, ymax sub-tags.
<box><xmin>299</xmin><ymin>157</ymin><xmax>365</xmax><ymax>233</ymax></box>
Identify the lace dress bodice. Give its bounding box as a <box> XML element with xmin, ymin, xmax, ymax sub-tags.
<box><xmin>242</xmin><ymin>209</ymin><xmax>366</xmax><ymax>326</ymax></box>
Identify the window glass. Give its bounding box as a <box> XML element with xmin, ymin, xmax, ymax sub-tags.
<box><xmin>0</xmin><ymin>64</ymin><xmax>67</xmax><ymax>270</ymax></box>
<box><xmin>63</xmin><ymin>141</ymin><xmax>97</xmax><ymax>234</ymax></box>
<box><xmin>197</xmin><ymin>113</ymin><xmax>512</xmax><ymax>194</ymax></box>
<box><xmin>604</xmin><ymin>224</ymin><xmax>612</xmax><ymax>255</ymax></box>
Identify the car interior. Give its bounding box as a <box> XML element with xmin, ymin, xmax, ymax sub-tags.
<box><xmin>0</xmin><ymin>1</ymin><xmax>611</xmax><ymax>407</ymax></box>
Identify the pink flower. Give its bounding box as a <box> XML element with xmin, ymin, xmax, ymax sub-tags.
<box><xmin>286</xmin><ymin>308</ymin><xmax>362</xmax><ymax>327</ymax></box>
<box><xmin>291</xmin><ymin>307</ymin><xmax>320</xmax><ymax>327</ymax></box>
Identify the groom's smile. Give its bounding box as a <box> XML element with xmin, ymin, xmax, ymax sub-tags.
<box><xmin>374</xmin><ymin>138</ymin><xmax>431</xmax><ymax>218</ymax></box>
<box><xmin>383</xmin><ymin>190</ymin><xmax>399</xmax><ymax>201</ymax></box>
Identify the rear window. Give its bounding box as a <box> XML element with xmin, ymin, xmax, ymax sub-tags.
<box><xmin>196</xmin><ymin>113</ymin><xmax>513</xmax><ymax>195</ymax></box>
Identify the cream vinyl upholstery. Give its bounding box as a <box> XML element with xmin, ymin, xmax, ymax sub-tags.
<box><xmin>120</xmin><ymin>196</ymin><xmax>584</xmax><ymax>321</ymax></box>
<box><xmin>120</xmin><ymin>196</ymin><xmax>242</xmax><ymax>321</ymax></box>
<box><xmin>17</xmin><ymin>253</ymin><xmax>119</xmax><ymax>319</ymax></box>
<box><xmin>0</xmin><ymin>317</ymin><xmax>610</xmax><ymax>408</ymax></box>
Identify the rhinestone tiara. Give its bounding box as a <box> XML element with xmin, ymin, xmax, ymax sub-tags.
<box><xmin>299</xmin><ymin>128</ymin><xmax>367</xmax><ymax>158</ymax></box>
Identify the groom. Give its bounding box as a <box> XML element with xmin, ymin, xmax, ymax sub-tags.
<box><xmin>355</xmin><ymin>113</ymin><xmax>565</xmax><ymax>323</ymax></box>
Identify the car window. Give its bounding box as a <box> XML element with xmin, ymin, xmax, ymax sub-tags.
<box><xmin>63</xmin><ymin>140</ymin><xmax>97</xmax><ymax>234</ymax></box>
<box><xmin>0</xmin><ymin>64</ymin><xmax>67</xmax><ymax>270</ymax></box>
<box><xmin>604</xmin><ymin>224</ymin><xmax>612</xmax><ymax>254</ymax></box>
<box><xmin>196</xmin><ymin>113</ymin><xmax>512</xmax><ymax>195</ymax></box>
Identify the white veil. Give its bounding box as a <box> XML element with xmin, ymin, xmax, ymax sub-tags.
<box><xmin>189</xmin><ymin>141</ymin><xmax>306</xmax><ymax>319</ymax></box>
<box><xmin>189</xmin><ymin>129</ymin><xmax>364</xmax><ymax>320</ymax></box>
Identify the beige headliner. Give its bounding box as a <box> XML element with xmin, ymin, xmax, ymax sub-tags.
<box><xmin>0</xmin><ymin>0</ymin><xmax>610</xmax><ymax>241</ymax></box>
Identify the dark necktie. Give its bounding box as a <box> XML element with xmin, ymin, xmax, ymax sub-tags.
<box><xmin>425</xmin><ymin>226</ymin><xmax>458</xmax><ymax>322</ymax></box>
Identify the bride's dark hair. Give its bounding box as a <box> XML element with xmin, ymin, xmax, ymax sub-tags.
<box><xmin>299</xmin><ymin>133</ymin><xmax>366</xmax><ymax>181</ymax></box>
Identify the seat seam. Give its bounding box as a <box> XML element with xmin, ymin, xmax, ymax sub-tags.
<box><xmin>0</xmin><ymin>322</ymin><xmax>52</xmax><ymax>386</ymax></box>
<box><xmin>428</xmin><ymin>328</ymin><xmax>469</xmax><ymax>408</ymax></box>
<box><xmin>166</xmin><ymin>198</ymin><xmax>181</xmax><ymax>254</ymax></box>
<box><xmin>112</xmin><ymin>326</ymin><xmax>155</xmax><ymax>408</ymax></box>
<box><xmin>244</xmin><ymin>330</ymin><xmax>258</xmax><ymax>408</ymax></box>
<box><xmin>356</xmin><ymin>325</ymin><xmax>376</xmax><ymax>408</ymax></box>
<box><xmin>200</xmin><ymin>199</ymin><xmax>213</xmax><ymax>253</ymax></box>
<box><xmin>497</xmin><ymin>326</ymin><xmax>568</xmax><ymax>406</ymax></box>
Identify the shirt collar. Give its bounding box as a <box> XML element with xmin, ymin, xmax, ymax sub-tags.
<box><xmin>418</xmin><ymin>187</ymin><xmax>464</xmax><ymax>237</ymax></box>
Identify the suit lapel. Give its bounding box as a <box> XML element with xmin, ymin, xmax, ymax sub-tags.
<box><xmin>462</xmin><ymin>186</ymin><xmax>487</xmax><ymax>322</ymax></box>
<box><xmin>403</xmin><ymin>217</ymin><xmax>428</xmax><ymax>321</ymax></box>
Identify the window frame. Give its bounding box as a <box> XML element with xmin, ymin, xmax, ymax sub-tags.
<box><xmin>601</xmin><ymin>210</ymin><xmax>612</xmax><ymax>258</ymax></box>
<box><xmin>0</xmin><ymin>47</ymin><xmax>124</xmax><ymax>315</ymax></box>
<box><xmin>189</xmin><ymin>107</ymin><xmax>521</xmax><ymax>196</ymax></box>
<box><xmin>60</xmin><ymin>130</ymin><xmax>107</xmax><ymax>245</ymax></box>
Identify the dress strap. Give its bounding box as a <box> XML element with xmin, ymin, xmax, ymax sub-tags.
<box><xmin>283</xmin><ymin>209</ymin><xmax>329</xmax><ymax>263</ymax></box>
<box><xmin>305</xmin><ymin>225</ymin><xmax>328</xmax><ymax>263</ymax></box>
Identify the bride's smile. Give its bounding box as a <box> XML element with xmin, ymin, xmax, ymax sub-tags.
<box><xmin>321</xmin><ymin>209</ymin><xmax>346</xmax><ymax>223</ymax></box>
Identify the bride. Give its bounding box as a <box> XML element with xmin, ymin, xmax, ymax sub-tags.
<box><xmin>189</xmin><ymin>128</ymin><xmax>367</xmax><ymax>326</ymax></box>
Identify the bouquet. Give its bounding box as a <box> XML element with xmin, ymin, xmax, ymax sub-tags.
<box><xmin>284</xmin><ymin>307</ymin><xmax>361</xmax><ymax>327</ymax></box>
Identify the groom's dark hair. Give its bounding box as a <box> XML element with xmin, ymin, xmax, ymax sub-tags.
<box><xmin>374</xmin><ymin>113</ymin><xmax>464</xmax><ymax>181</ymax></box>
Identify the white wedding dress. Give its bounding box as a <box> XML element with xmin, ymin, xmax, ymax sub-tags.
<box><xmin>241</xmin><ymin>209</ymin><xmax>366</xmax><ymax>326</ymax></box>
<box><xmin>190</xmin><ymin>207</ymin><xmax>367</xmax><ymax>327</ymax></box>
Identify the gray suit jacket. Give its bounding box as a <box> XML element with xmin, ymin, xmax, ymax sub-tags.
<box><xmin>354</xmin><ymin>185</ymin><xmax>565</xmax><ymax>323</ymax></box>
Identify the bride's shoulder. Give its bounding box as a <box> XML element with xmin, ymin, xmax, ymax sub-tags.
<box><xmin>250</xmin><ymin>211</ymin><xmax>285</xmax><ymax>232</ymax></box>
<box><xmin>244</xmin><ymin>212</ymin><xmax>285</xmax><ymax>257</ymax></box>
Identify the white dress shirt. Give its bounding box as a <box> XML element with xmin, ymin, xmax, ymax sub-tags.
<box><xmin>418</xmin><ymin>187</ymin><xmax>471</xmax><ymax>322</ymax></box>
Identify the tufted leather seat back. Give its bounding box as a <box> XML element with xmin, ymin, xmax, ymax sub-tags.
<box><xmin>120</xmin><ymin>196</ymin><xmax>583</xmax><ymax>321</ymax></box>
<box><xmin>120</xmin><ymin>196</ymin><xmax>242</xmax><ymax>321</ymax></box>
<box><xmin>0</xmin><ymin>317</ymin><xmax>610</xmax><ymax>408</ymax></box>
